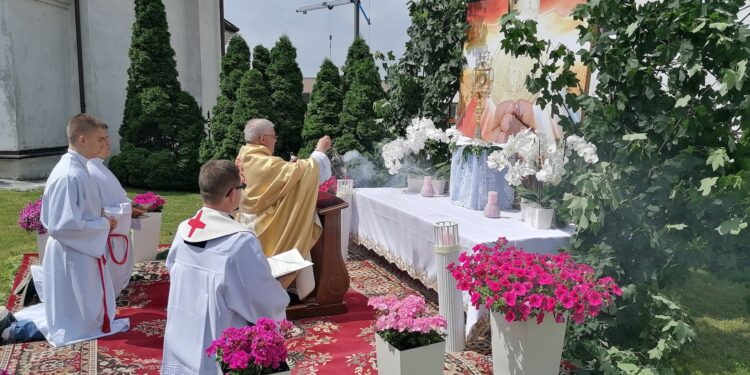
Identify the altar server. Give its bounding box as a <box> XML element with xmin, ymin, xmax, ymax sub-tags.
<box><xmin>88</xmin><ymin>128</ymin><xmax>144</xmax><ymax>296</ymax></box>
<box><xmin>161</xmin><ymin>160</ymin><xmax>289</xmax><ymax>375</ymax></box>
<box><xmin>1</xmin><ymin>114</ymin><xmax>130</xmax><ymax>346</ymax></box>
<box><xmin>235</xmin><ymin>118</ymin><xmax>331</xmax><ymax>298</ymax></box>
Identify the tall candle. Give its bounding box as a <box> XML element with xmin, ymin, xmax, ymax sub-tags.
<box><xmin>487</xmin><ymin>191</ymin><xmax>498</xmax><ymax>205</ymax></box>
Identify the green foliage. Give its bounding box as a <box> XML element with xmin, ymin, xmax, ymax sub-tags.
<box><xmin>230</xmin><ymin>69</ymin><xmax>273</xmax><ymax>154</ymax></box>
<box><xmin>267</xmin><ymin>35</ymin><xmax>305</xmax><ymax>157</ymax></box>
<box><xmin>219</xmin><ymin>36</ymin><xmax>251</xmax><ymax>100</ymax></box>
<box><xmin>300</xmin><ymin>59</ymin><xmax>343</xmax><ymax>158</ymax></box>
<box><xmin>376</xmin><ymin>0</ymin><xmax>467</xmax><ymax>134</ymax></box>
<box><xmin>498</xmin><ymin>0</ymin><xmax>750</xmax><ymax>372</ymax></box>
<box><xmin>201</xmin><ymin>36</ymin><xmax>251</xmax><ymax>163</ymax></box>
<box><xmin>112</xmin><ymin>0</ymin><xmax>205</xmax><ymax>190</ymax></box>
<box><xmin>339</xmin><ymin>38</ymin><xmax>386</xmax><ymax>155</ymax></box>
<box><xmin>252</xmin><ymin>44</ymin><xmax>272</xmax><ymax>90</ymax></box>
<box><xmin>377</xmin><ymin>330</ymin><xmax>445</xmax><ymax>352</ymax></box>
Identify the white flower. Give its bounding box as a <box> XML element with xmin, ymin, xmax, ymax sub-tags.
<box><xmin>487</xmin><ymin>150</ymin><xmax>508</xmax><ymax>172</ymax></box>
<box><xmin>505</xmin><ymin>163</ymin><xmax>524</xmax><ymax>186</ymax></box>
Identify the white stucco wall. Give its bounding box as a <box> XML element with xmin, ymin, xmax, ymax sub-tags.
<box><xmin>0</xmin><ymin>0</ymin><xmax>221</xmax><ymax>179</ymax></box>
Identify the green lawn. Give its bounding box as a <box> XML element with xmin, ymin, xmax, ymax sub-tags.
<box><xmin>1</xmin><ymin>188</ymin><xmax>748</xmax><ymax>373</ymax></box>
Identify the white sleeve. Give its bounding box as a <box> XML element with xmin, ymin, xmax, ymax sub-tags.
<box><xmin>224</xmin><ymin>235</ymin><xmax>290</xmax><ymax>322</ymax></box>
<box><xmin>310</xmin><ymin>151</ymin><xmax>332</xmax><ymax>184</ymax></box>
<box><xmin>41</xmin><ymin>176</ymin><xmax>109</xmax><ymax>258</ymax></box>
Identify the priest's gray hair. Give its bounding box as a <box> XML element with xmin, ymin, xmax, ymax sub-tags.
<box><xmin>244</xmin><ymin>118</ymin><xmax>275</xmax><ymax>143</ymax></box>
<box><xmin>67</xmin><ymin>114</ymin><xmax>107</xmax><ymax>145</ymax></box>
<box><xmin>198</xmin><ymin>160</ymin><xmax>241</xmax><ymax>204</ymax></box>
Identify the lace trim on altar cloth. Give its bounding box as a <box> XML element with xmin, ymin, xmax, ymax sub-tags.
<box><xmin>351</xmin><ymin>233</ymin><xmax>438</xmax><ymax>290</ymax></box>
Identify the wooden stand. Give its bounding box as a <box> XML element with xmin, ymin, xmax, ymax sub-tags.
<box><xmin>286</xmin><ymin>198</ymin><xmax>351</xmax><ymax>320</ymax></box>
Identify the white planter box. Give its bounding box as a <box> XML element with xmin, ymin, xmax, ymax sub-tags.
<box><xmin>490</xmin><ymin>311</ymin><xmax>566</xmax><ymax>375</ymax></box>
<box><xmin>375</xmin><ymin>334</ymin><xmax>445</xmax><ymax>375</ymax></box>
<box><xmin>131</xmin><ymin>212</ymin><xmax>162</xmax><ymax>262</ymax></box>
<box><xmin>527</xmin><ymin>206</ymin><xmax>554</xmax><ymax>230</ymax></box>
<box><xmin>432</xmin><ymin>178</ymin><xmax>447</xmax><ymax>195</ymax></box>
<box><xmin>36</xmin><ymin>233</ymin><xmax>48</xmax><ymax>262</ymax></box>
<box><xmin>406</xmin><ymin>176</ymin><xmax>423</xmax><ymax>193</ymax></box>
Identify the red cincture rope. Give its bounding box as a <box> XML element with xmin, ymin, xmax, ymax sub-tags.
<box><xmin>107</xmin><ymin>234</ymin><xmax>129</xmax><ymax>265</ymax></box>
<box><xmin>96</xmin><ymin>256</ymin><xmax>111</xmax><ymax>333</ymax></box>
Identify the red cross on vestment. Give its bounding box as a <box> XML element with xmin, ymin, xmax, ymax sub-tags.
<box><xmin>187</xmin><ymin>210</ymin><xmax>206</xmax><ymax>238</ymax></box>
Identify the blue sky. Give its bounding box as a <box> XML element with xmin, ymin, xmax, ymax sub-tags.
<box><xmin>224</xmin><ymin>0</ymin><xmax>412</xmax><ymax>77</ymax></box>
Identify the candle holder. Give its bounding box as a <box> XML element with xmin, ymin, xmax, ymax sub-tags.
<box><xmin>421</xmin><ymin>176</ymin><xmax>435</xmax><ymax>197</ymax></box>
<box><xmin>336</xmin><ymin>179</ymin><xmax>354</xmax><ymax>259</ymax></box>
<box><xmin>433</xmin><ymin>221</ymin><xmax>465</xmax><ymax>352</ymax></box>
<box><xmin>336</xmin><ymin>179</ymin><xmax>353</xmax><ymax>198</ymax></box>
<box><xmin>484</xmin><ymin>190</ymin><xmax>501</xmax><ymax>218</ymax></box>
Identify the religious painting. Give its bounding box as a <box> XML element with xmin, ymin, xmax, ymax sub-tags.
<box><xmin>457</xmin><ymin>0</ymin><xmax>588</xmax><ymax>144</ymax></box>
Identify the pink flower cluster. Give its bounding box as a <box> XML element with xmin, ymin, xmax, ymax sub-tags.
<box><xmin>133</xmin><ymin>192</ymin><xmax>166</xmax><ymax>212</ymax></box>
<box><xmin>368</xmin><ymin>295</ymin><xmax>447</xmax><ymax>334</ymax></box>
<box><xmin>319</xmin><ymin>176</ymin><xmax>337</xmax><ymax>194</ymax></box>
<box><xmin>206</xmin><ymin>318</ymin><xmax>293</xmax><ymax>372</ymax></box>
<box><xmin>18</xmin><ymin>198</ymin><xmax>46</xmax><ymax>235</ymax></box>
<box><xmin>447</xmin><ymin>237</ymin><xmax>622</xmax><ymax>325</ymax></box>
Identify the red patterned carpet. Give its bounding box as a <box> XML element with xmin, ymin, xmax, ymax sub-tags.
<box><xmin>0</xmin><ymin>246</ymin><xmax>492</xmax><ymax>374</ymax></box>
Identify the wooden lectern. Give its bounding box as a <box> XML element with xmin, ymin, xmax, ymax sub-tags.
<box><xmin>286</xmin><ymin>192</ymin><xmax>351</xmax><ymax>320</ymax></box>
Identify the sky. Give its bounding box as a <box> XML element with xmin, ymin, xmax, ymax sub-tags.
<box><xmin>224</xmin><ymin>0</ymin><xmax>412</xmax><ymax>78</ymax></box>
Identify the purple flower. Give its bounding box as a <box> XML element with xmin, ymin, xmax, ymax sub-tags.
<box><xmin>206</xmin><ymin>318</ymin><xmax>293</xmax><ymax>372</ymax></box>
<box><xmin>18</xmin><ymin>198</ymin><xmax>46</xmax><ymax>235</ymax></box>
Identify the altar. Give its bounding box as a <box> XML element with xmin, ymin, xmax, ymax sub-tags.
<box><xmin>350</xmin><ymin>187</ymin><xmax>575</xmax><ymax>337</ymax></box>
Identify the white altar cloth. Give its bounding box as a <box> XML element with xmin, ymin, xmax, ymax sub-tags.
<box><xmin>350</xmin><ymin>188</ymin><xmax>575</xmax><ymax>338</ymax></box>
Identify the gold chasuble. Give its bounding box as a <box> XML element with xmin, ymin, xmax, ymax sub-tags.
<box><xmin>237</xmin><ymin>145</ymin><xmax>321</xmax><ymax>286</ymax></box>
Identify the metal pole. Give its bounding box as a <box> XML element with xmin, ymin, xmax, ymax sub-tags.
<box><xmin>354</xmin><ymin>0</ymin><xmax>360</xmax><ymax>39</ymax></box>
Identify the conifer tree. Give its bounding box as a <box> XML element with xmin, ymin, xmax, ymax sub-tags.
<box><xmin>339</xmin><ymin>38</ymin><xmax>385</xmax><ymax>154</ymax></box>
<box><xmin>252</xmin><ymin>44</ymin><xmax>272</xmax><ymax>89</ymax></box>
<box><xmin>110</xmin><ymin>0</ymin><xmax>205</xmax><ymax>190</ymax></box>
<box><xmin>199</xmin><ymin>36</ymin><xmax>251</xmax><ymax>162</ymax></box>
<box><xmin>228</xmin><ymin>69</ymin><xmax>273</xmax><ymax>151</ymax></box>
<box><xmin>267</xmin><ymin>36</ymin><xmax>305</xmax><ymax>157</ymax></box>
<box><xmin>299</xmin><ymin>59</ymin><xmax>343</xmax><ymax>157</ymax></box>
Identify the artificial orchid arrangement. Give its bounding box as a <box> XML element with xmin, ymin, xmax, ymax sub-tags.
<box><xmin>368</xmin><ymin>294</ymin><xmax>447</xmax><ymax>351</ymax></box>
<box><xmin>133</xmin><ymin>192</ymin><xmax>166</xmax><ymax>212</ymax></box>
<box><xmin>206</xmin><ymin>318</ymin><xmax>294</xmax><ymax>375</ymax></box>
<box><xmin>381</xmin><ymin>118</ymin><xmax>461</xmax><ymax>175</ymax></box>
<box><xmin>18</xmin><ymin>198</ymin><xmax>46</xmax><ymax>235</ymax></box>
<box><xmin>447</xmin><ymin>237</ymin><xmax>621</xmax><ymax>325</ymax></box>
<box><xmin>486</xmin><ymin>130</ymin><xmax>598</xmax><ymax>208</ymax></box>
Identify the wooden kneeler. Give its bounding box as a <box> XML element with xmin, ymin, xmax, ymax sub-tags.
<box><xmin>286</xmin><ymin>192</ymin><xmax>351</xmax><ymax>320</ymax></box>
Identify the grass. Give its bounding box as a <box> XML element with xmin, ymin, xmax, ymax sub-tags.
<box><xmin>667</xmin><ymin>269</ymin><xmax>750</xmax><ymax>375</ymax></box>
<box><xmin>1</xmin><ymin>189</ymin><xmax>749</xmax><ymax>373</ymax></box>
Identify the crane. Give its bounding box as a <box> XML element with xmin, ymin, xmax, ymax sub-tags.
<box><xmin>296</xmin><ymin>0</ymin><xmax>371</xmax><ymax>40</ymax></box>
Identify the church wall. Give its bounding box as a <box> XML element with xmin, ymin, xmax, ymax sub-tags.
<box><xmin>0</xmin><ymin>0</ymin><xmax>221</xmax><ymax>179</ymax></box>
<box><xmin>0</xmin><ymin>0</ymin><xmax>79</xmax><ymax>154</ymax></box>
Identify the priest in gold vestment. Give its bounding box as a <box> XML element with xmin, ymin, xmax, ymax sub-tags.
<box><xmin>235</xmin><ymin>119</ymin><xmax>332</xmax><ymax>297</ymax></box>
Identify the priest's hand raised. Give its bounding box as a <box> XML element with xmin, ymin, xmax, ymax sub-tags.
<box><xmin>315</xmin><ymin>136</ymin><xmax>332</xmax><ymax>153</ymax></box>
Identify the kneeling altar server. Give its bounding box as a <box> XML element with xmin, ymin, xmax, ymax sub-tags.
<box><xmin>161</xmin><ymin>160</ymin><xmax>290</xmax><ymax>375</ymax></box>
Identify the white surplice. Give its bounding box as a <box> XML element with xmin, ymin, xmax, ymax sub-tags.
<box><xmin>161</xmin><ymin>208</ymin><xmax>290</xmax><ymax>375</ymax></box>
<box><xmin>15</xmin><ymin>150</ymin><xmax>129</xmax><ymax>346</ymax></box>
<box><xmin>88</xmin><ymin>158</ymin><xmax>134</xmax><ymax>296</ymax></box>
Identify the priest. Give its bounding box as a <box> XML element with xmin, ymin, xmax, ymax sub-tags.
<box><xmin>235</xmin><ymin>118</ymin><xmax>331</xmax><ymax>298</ymax></box>
<box><xmin>161</xmin><ymin>160</ymin><xmax>289</xmax><ymax>374</ymax></box>
<box><xmin>88</xmin><ymin>127</ymin><xmax>145</xmax><ymax>296</ymax></box>
<box><xmin>1</xmin><ymin>114</ymin><xmax>129</xmax><ymax>346</ymax></box>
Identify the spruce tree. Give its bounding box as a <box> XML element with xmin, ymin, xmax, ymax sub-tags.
<box><xmin>229</xmin><ymin>69</ymin><xmax>273</xmax><ymax>152</ymax></box>
<box><xmin>252</xmin><ymin>44</ymin><xmax>272</xmax><ymax>89</ymax></box>
<box><xmin>299</xmin><ymin>59</ymin><xmax>343</xmax><ymax>157</ymax></box>
<box><xmin>110</xmin><ymin>0</ymin><xmax>205</xmax><ymax>190</ymax></box>
<box><xmin>339</xmin><ymin>38</ymin><xmax>385</xmax><ymax>155</ymax></box>
<box><xmin>267</xmin><ymin>36</ymin><xmax>306</xmax><ymax>157</ymax></box>
<box><xmin>200</xmin><ymin>35</ymin><xmax>251</xmax><ymax>162</ymax></box>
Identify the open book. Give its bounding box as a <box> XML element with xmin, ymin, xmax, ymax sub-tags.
<box><xmin>267</xmin><ymin>249</ymin><xmax>314</xmax><ymax>278</ymax></box>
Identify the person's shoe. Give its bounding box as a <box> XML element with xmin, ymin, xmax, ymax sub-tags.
<box><xmin>287</xmin><ymin>291</ymin><xmax>301</xmax><ymax>305</ymax></box>
<box><xmin>0</xmin><ymin>307</ymin><xmax>16</xmax><ymax>333</ymax></box>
